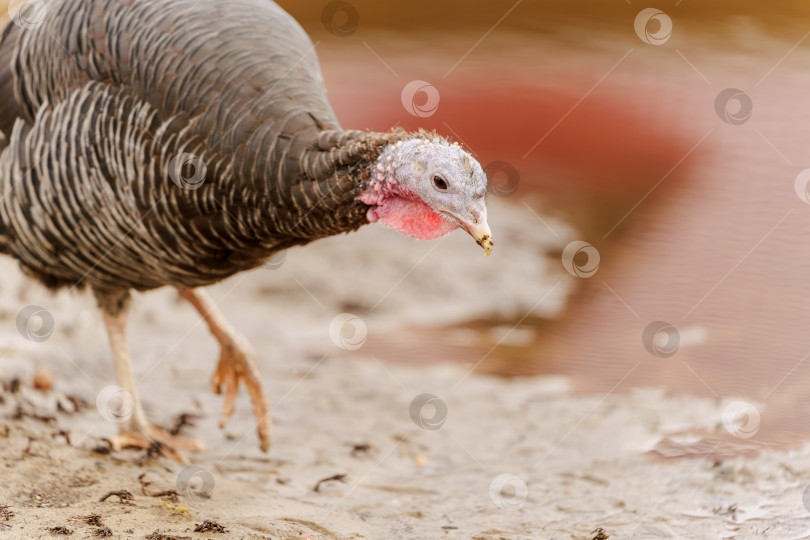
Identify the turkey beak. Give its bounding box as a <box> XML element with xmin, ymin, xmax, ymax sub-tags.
<box><xmin>461</xmin><ymin>219</ymin><xmax>493</xmax><ymax>256</ymax></box>
<box><xmin>441</xmin><ymin>205</ymin><xmax>493</xmax><ymax>256</ymax></box>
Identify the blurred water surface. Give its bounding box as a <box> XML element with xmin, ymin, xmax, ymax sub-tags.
<box><xmin>279</xmin><ymin>1</ymin><xmax>810</xmax><ymax>451</ymax></box>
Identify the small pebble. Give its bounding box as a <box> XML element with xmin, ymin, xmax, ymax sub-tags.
<box><xmin>33</xmin><ymin>367</ymin><xmax>54</xmax><ymax>391</ymax></box>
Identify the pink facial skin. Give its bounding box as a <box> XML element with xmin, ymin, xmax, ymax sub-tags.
<box><xmin>358</xmin><ymin>187</ymin><xmax>458</xmax><ymax>240</ymax></box>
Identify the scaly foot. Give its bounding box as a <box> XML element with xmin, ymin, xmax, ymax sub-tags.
<box><xmin>211</xmin><ymin>337</ymin><xmax>272</xmax><ymax>451</ymax></box>
<box><xmin>108</xmin><ymin>426</ymin><xmax>205</xmax><ymax>463</ymax></box>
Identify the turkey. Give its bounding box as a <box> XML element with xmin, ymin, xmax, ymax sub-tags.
<box><xmin>0</xmin><ymin>0</ymin><xmax>492</xmax><ymax>458</ymax></box>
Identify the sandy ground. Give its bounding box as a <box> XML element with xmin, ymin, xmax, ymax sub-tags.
<box><xmin>0</xmin><ymin>199</ymin><xmax>808</xmax><ymax>539</ymax></box>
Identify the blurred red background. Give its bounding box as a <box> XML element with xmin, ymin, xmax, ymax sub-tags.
<box><xmin>281</xmin><ymin>1</ymin><xmax>810</xmax><ymax>452</ymax></box>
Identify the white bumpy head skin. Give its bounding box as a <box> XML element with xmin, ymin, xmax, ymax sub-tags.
<box><xmin>361</xmin><ymin>137</ymin><xmax>493</xmax><ymax>255</ymax></box>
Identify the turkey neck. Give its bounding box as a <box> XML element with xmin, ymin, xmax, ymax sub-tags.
<box><xmin>226</xmin><ymin>128</ymin><xmax>408</xmax><ymax>255</ymax></box>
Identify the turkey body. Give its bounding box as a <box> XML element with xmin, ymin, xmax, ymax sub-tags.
<box><xmin>0</xmin><ymin>0</ymin><xmax>490</xmax><ymax>457</ymax></box>
<box><xmin>0</xmin><ymin>0</ymin><xmax>394</xmax><ymax>298</ymax></box>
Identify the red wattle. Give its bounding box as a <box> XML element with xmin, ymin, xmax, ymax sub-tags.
<box><xmin>373</xmin><ymin>196</ymin><xmax>457</xmax><ymax>240</ymax></box>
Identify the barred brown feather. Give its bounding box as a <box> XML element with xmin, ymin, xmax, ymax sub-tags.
<box><xmin>0</xmin><ymin>0</ymin><xmax>402</xmax><ymax>305</ymax></box>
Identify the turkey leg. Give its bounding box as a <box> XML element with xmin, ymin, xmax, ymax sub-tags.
<box><xmin>99</xmin><ymin>294</ymin><xmax>204</xmax><ymax>462</ymax></box>
<box><xmin>178</xmin><ymin>288</ymin><xmax>271</xmax><ymax>452</ymax></box>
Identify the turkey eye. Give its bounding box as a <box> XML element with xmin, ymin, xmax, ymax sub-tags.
<box><xmin>433</xmin><ymin>174</ymin><xmax>448</xmax><ymax>191</ymax></box>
